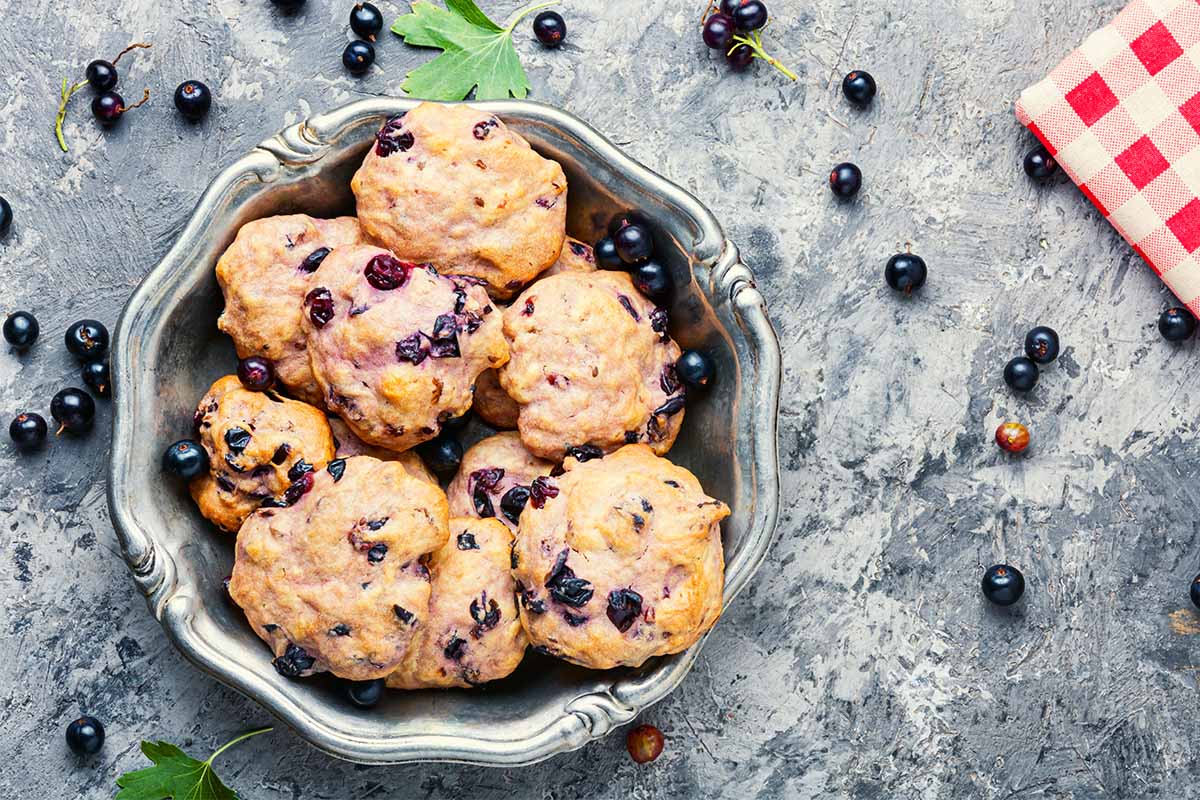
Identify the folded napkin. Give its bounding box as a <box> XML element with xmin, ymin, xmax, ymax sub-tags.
<box><xmin>1016</xmin><ymin>0</ymin><xmax>1200</xmax><ymax>312</ymax></box>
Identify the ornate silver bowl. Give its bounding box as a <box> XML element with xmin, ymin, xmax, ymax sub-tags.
<box><xmin>107</xmin><ymin>98</ymin><xmax>781</xmax><ymax>765</ymax></box>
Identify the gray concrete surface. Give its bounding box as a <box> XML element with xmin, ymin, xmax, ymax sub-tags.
<box><xmin>3</xmin><ymin>0</ymin><xmax>1199</xmax><ymax>797</ymax></box>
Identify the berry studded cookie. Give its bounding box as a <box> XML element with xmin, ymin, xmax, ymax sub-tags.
<box><xmin>216</xmin><ymin>214</ymin><xmax>365</xmax><ymax>405</ymax></box>
<box><xmin>301</xmin><ymin>244</ymin><xmax>508</xmax><ymax>452</ymax></box>
<box><xmin>499</xmin><ymin>271</ymin><xmax>685</xmax><ymax>460</ymax></box>
<box><xmin>189</xmin><ymin>375</ymin><xmax>336</xmax><ymax>533</ymax></box>
<box><xmin>351</xmin><ymin>103</ymin><xmax>568</xmax><ymax>299</ymax></box>
<box><xmin>230</xmin><ymin>456</ymin><xmax>450</xmax><ymax>681</ymax></box>
<box><xmin>387</xmin><ymin>517</ymin><xmax>526</xmax><ymax>689</ymax></box>
<box><xmin>327</xmin><ymin>415</ymin><xmax>436</xmax><ymax>486</ymax></box>
<box><xmin>511</xmin><ymin>444</ymin><xmax>729</xmax><ymax>670</ymax></box>
<box><xmin>445</xmin><ymin>432</ymin><xmax>555</xmax><ymax>532</ymax></box>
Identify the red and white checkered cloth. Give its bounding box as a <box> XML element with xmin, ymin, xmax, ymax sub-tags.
<box><xmin>1016</xmin><ymin>0</ymin><xmax>1200</xmax><ymax>313</ymax></box>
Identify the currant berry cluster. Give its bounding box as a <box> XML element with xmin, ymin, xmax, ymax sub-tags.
<box><xmin>5</xmin><ymin>313</ymin><xmax>111</xmax><ymax>448</ymax></box>
<box><xmin>343</xmin><ymin>3</ymin><xmax>383</xmax><ymax>75</ymax></box>
<box><xmin>700</xmin><ymin>1</ymin><xmax>795</xmax><ymax>80</ymax></box>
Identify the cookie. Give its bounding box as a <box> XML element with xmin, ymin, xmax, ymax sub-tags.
<box><xmin>188</xmin><ymin>375</ymin><xmax>336</xmax><ymax>533</ymax></box>
<box><xmin>301</xmin><ymin>244</ymin><xmax>508</xmax><ymax>452</ymax></box>
<box><xmin>230</xmin><ymin>456</ymin><xmax>450</xmax><ymax>681</ymax></box>
<box><xmin>387</xmin><ymin>517</ymin><xmax>526</xmax><ymax>689</ymax></box>
<box><xmin>327</xmin><ymin>415</ymin><xmax>436</xmax><ymax>485</ymax></box>
<box><xmin>511</xmin><ymin>444</ymin><xmax>729</xmax><ymax>670</ymax></box>
<box><xmin>471</xmin><ymin>367</ymin><xmax>520</xmax><ymax>430</ymax></box>
<box><xmin>541</xmin><ymin>237</ymin><xmax>596</xmax><ymax>278</ymax></box>
<box><xmin>351</xmin><ymin>103</ymin><xmax>568</xmax><ymax>298</ymax></box>
<box><xmin>499</xmin><ymin>271</ymin><xmax>685</xmax><ymax>460</ymax></box>
<box><xmin>445</xmin><ymin>432</ymin><xmax>555</xmax><ymax>532</ymax></box>
<box><xmin>216</xmin><ymin>214</ymin><xmax>365</xmax><ymax>405</ymax></box>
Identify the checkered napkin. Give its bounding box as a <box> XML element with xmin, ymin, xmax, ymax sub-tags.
<box><xmin>1016</xmin><ymin>0</ymin><xmax>1200</xmax><ymax>312</ymax></box>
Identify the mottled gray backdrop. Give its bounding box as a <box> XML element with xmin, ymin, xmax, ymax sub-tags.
<box><xmin>3</xmin><ymin>0</ymin><xmax>1199</xmax><ymax>797</ymax></box>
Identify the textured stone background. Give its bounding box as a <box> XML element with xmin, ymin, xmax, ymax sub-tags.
<box><xmin>3</xmin><ymin>0</ymin><xmax>1200</xmax><ymax>797</ymax></box>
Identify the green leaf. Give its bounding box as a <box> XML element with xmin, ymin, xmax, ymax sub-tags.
<box><xmin>114</xmin><ymin>728</ymin><xmax>271</xmax><ymax>800</ymax></box>
<box><xmin>391</xmin><ymin>0</ymin><xmax>555</xmax><ymax>101</ymax></box>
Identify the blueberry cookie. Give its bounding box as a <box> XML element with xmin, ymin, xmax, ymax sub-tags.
<box><xmin>445</xmin><ymin>432</ymin><xmax>555</xmax><ymax>532</ymax></box>
<box><xmin>216</xmin><ymin>214</ymin><xmax>364</xmax><ymax>405</ymax></box>
<box><xmin>351</xmin><ymin>103</ymin><xmax>568</xmax><ymax>298</ymax></box>
<box><xmin>301</xmin><ymin>244</ymin><xmax>508</xmax><ymax>452</ymax></box>
<box><xmin>230</xmin><ymin>455</ymin><xmax>450</xmax><ymax>681</ymax></box>
<box><xmin>189</xmin><ymin>375</ymin><xmax>336</xmax><ymax>533</ymax></box>
<box><xmin>511</xmin><ymin>444</ymin><xmax>729</xmax><ymax>669</ymax></box>
<box><xmin>327</xmin><ymin>415</ymin><xmax>436</xmax><ymax>485</ymax></box>
<box><xmin>499</xmin><ymin>271</ymin><xmax>685</xmax><ymax>460</ymax></box>
<box><xmin>387</xmin><ymin>517</ymin><xmax>526</xmax><ymax>689</ymax></box>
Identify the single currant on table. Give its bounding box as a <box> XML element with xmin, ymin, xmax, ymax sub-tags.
<box><xmin>350</xmin><ymin>2</ymin><xmax>384</xmax><ymax>39</ymax></box>
<box><xmin>51</xmin><ymin>388</ymin><xmax>96</xmax><ymax>434</ymax></box>
<box><xmin>343</xmin><ymin>40</ymin><xmax>376</xmax><ymax>75</ymax></box>
<box><xmin>981</xmin><ymin>564</ymin><xmax>1025</xmax><ymax>606</ymax></box>
<box><xmin>627</xmin><ymin>724</ymin><xmax>665</xmax><ymax>764</ymax></box>
<box><xmin>81</xmin><ymin>360</ymin><xmax>111</xmax><ymax>398</ymax></box>
<box><xmin>65</xmin><ymin>319</ymin><xmax>109</xmax><ymax>361</ymax></box>
<box><xmin>1158</xmin><ymin>307</ymin><xmax>1196</xmax><ymax>341</ymax></box>
<box><xmin>65</xmin><ymin>716</ymin><xmax>106</xmax><ymax>756</ymax></box>
<box><xmin>9</xmin><ymin>412</ymin><xmax>48</xmax><ymax>449</ymax></box>
<box><xmin>995</xmin><ymin>421</ymin><xmax>1030</xmax><ymax>454</ymax></box>
<box><xmin>884</xmin><ymin>252</ymin><xmax>927</xmax><ymax>294</ymax></box>
<box><xmin>1024</xmin><ymin>325</ymin><xmax>1060</xmax><ymax>363</ymax></box>
<box><xmin>0</xmin><ymin>195</ymin><xmax>12</xmax><ymax>238</ymax></box>
<box><xmin>533</xmin><ymin>11</ymin><xmax>567</xmax><ymax>47</ymax></box>
<box><xmin>1023</xmin><ymin>145</ymin><xmax>1058</xmax><ymax>179</ymax></box>
<box><xmin>174</xmin><ymin>80</ymin><xmax>212</xmax><ymax>121</ymax></box>
<box><xmin>1191</xmin><ymin>573</ymin><xmax>1200</xmax><ymax>609</ymax></box>
<box><xmin>829</xmin><ymin>162</ymin><xmax>862</xmax><ymax>198</ymax></box>
<box><xmin>842</xmin><ymin>70</ymin><xmax>876</xmax><ymax>106</ymax></box>
<box><xmin>1003</xmin><ymin>356</ymin><xmax>1038</xmax><ymax>392</ymax></box>
<box><xmin>3</xmin><ymin>310</ymin><xmax>38</xmax><ymax>349</ymax></box>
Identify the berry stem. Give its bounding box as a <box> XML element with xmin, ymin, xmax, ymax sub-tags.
<box><xmin>55</xmin><ymin>78</ymin><xmax>88</xmax><ymax>152</ymax></box>
<box><xmin>504</xmin><ymin>0</ymin><xmax>558</xmax><ymax>33</ymax></box>
<box><xmin>730</xmin><ymin>30</ymin><xmax>797</xmax><ymax>81</ymax></box>
<box><xmin>111</xmin><ymin>42</ymin><xmax>152</xmax><ymax>66</ymax></box>
<box><xmin>124</xmin><ymin>89</ymin><xmax>152</xmax><ymax>112</ymax></box>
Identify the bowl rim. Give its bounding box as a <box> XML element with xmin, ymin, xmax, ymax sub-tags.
<box><xmin>107</xmin><ymin>98</ymin><xmax>782</xmax><ymax>765</ymax></box>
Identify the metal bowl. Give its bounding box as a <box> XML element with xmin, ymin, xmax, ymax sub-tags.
<box><xmin>107</xmin><ymin>99</ymin><xmax>781</xmax><ymax>765</ymax></box>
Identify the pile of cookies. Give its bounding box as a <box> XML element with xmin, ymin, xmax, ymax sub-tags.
<box><xmin>177</xmin><ymin>102</ymin><xmax>729</xmax><ymax>693</ymax></box>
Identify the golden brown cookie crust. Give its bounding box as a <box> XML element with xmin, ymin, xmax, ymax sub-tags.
<box><xmin>351</xmin><ymin>103</ymin><xmax>567</xmax><ymax>298</ymax></box>
<box><xmin>499</xmin><ymin>271</ymin><xmax>685</xmax><ymax>460</ymax></box>
<box><xmin>445</xmin><ymin>432</ymin><xmax>555</xmax><ymax>532</ymax></box>
<box><xmin>541</xmin><ymin>237</ymin><xmax>596</xmax><ymax>278</ymax></box>
<box><xmin>512</xmin><ymin>445</ymin><xmax>729</xmax><ymax>670</ymax></box>
<box><xmin>215</xmin><ymin>214</ymin><xmax>364</xmax><ymax>405</ymax></box>
<box><xmin>301</xmin><ymin>244</ymin><xmax>508</xmax><ymax>452</ymax></box>
<box><xmin>188</xmin><ymin>375</ymin><xmax>335</xmax><ymax>533</ymax></box>
<box><xmin>230</xmin><ymin>456</ymin><xmax>450</xmax><ymax>681</ymax></box>
<box><xmin>387</xmin><ymin>517</ymin><xmax>526</xmax><ymax>689</ymax></box>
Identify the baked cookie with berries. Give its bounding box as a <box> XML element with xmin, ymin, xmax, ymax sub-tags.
<box><xmin>499</xmin><ymin>270</ymin><xmax>685</xmax><ymax>460</ymax></box>
<box><xmin>301</xmin><ymin>244</ymin><xmax>508</xmax><ymax>452</ymax></box>
<box><xmin>327</xmin><ymin>416</ymin><xmax>436</xmax><ymax>485</ymax></box>
<box><xmin>189</xmin><ymin>375</ymin><xmax>336</xmax><ymax>533</ymax></box>
<box><xmin>387</xmin><ymin>517</ymin><xmax>526</xmax><ymax>689</ymax></box>
<box><xmin>216</xmin><ymin>214</ymin><xmax>364</xmax><ymax>405</ymax></box>
<box><xmin>351</xmin><ymin>103</ymin><xmax>567</xmax><ymax>298</ymax></box>
<box><xmin>445</xmin><ymin>432</ymin><xmax>555</xmax><ymax>531</ymax></box>
<box><xmin>230</xmin><ymin>455</ymin><xmax>450</xmax><ymax>681</ymax></box>
<box><xmin>511</xmin><ymin>444</ymin><xmax>729</xmax><ymax>670</ymax></box>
